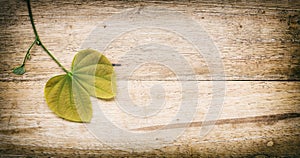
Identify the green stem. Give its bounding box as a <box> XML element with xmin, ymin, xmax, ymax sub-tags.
<box><xmin>26</xmin><ymin>0</ymin><xmax>69</xmax><ymax>74</ymax></box>
<box><xmin>26</xmin><ymin>0</ymin><xmax>39</xmax><ymax>42</ymax></box>
<box><xmin>40</xmin><ymin>44</ymin><xmax>69</xmax><ymax>74</ymax></box>
<box><xmin>22</xmin><ymin>39</ymin><xmax>36</xmax><ymax>66</ymax></box>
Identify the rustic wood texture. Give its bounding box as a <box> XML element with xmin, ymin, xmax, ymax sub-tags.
<box><xmin>0</xmin><ymin>0</ymin><xmax>299</xmax><ymax>157</ymax></box>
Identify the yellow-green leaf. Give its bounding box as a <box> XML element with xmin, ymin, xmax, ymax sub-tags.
<box><xmin>44</xmin><ymin>74</ymin><xmax>92</xmax><ymax>122</ymax></box>
<box><xmin>72</xmin><ymin>49</ymin><xmax>116</xmax><ymax>99</ymax></box>
<box><xmin>44</xmin><ymin>49</ymin><xmax>116</xmax><ymax>122</ymax></box>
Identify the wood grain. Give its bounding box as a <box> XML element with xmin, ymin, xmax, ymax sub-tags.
<box><xmin>0</xmin><ymin>0</ymin><xmax>300</xmax><ymax>81</ymax></box>
<box><xmin>0</xmin><ymin>0</ymin><xmax>299</xmax><ymax>157</ymax></box>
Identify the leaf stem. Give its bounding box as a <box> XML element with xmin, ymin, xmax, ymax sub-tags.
<box><xmin>22</xmin><ymin>39</ymin><xmax>36</xmax><ymax>66</ymax></box>
<box><xmin>26</xmin><ymin>0</ymin><xmax>69</xmax><ymax>74</ymax></box>
<box><xmin>40</xmin><ymin>44</ymin><xmax>69</xmax><ymax>74</ymax></box>
<box><xmin>26</xmin><ymin>0</ymin><xmax>39</xmax><ymax>42</ymax></box>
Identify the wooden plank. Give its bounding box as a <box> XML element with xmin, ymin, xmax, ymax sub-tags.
<box><xmin>0</xmin><ymin>80</ymin><xmax>299</xmax><ymax>156</ymax></box>
<box><xmin>0</xmin><ymin>0</ymin><xmax>299</xmax><ymax>81</ymax></box>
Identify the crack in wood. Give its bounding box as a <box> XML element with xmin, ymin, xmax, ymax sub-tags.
<box><xmin>133</xmin><ymin>112</ymin><xmax>300</xmax><ymax>131</ymax></box>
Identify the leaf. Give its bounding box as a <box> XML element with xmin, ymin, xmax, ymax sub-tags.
<box><xmin>72</xmin><ymin>49</ymin><xmax>116</xmax><ymax>99</ymax></box>
<box><xmin>44</xmin><ymin>49</ymin><xmax>116</xmax><ymax>122</ymax></box>
<box><xmin>13</xmin><ymin>65</ymin><xmax>26</xmax><ymax>75</ymax></box>
<box><xmin>45</xmin><ymin>74</ymin><xmax>92</xmax><ymax>122</ymax></box>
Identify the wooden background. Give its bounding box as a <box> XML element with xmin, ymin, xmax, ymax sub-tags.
<box><xmin>0</xmin><ymin>0</ymin><xmax>299</xmax><ymax>157</ymax></box>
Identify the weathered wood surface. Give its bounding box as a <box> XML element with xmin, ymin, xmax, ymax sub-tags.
<box><xmin>0</xmin><ymin>0</ymin><xmax>299</xmax><ymax>157</ymax></box>
<box><xmin>1</xmin><ymin>0</ymin><xmax>300</xmax><ymax>81</ymax></box>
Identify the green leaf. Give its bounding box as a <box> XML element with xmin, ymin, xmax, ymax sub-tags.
<box><xmin>44</xmin><ymin>49</ymin><xmax>116</xmax><ymax>122</ymax></box>
<box><xmin>13</xmin><ymin>65</ymin><xmax>26</xmax><ymax>75</ymax></box>
<box><xmin>72</xmin><ymin>49</ymin><xmax>116</xmax><ymax>99</ymax></box>
<box><xmin>45</xmin><ymin>75</ymin><xmax>92</xmax><ymax>122</ymax></box>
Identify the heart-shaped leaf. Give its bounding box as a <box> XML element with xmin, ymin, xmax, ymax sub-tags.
<box><xmin>72</xmin><ymin>49</ymin><xmax>116</xmax><ymax>99</ymax></box>
<box><xmin>44</xmin><ymin>49</ymin><xmax>116</xmax><ymax>122</ymax></box>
